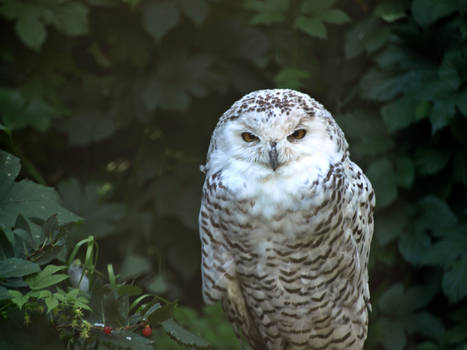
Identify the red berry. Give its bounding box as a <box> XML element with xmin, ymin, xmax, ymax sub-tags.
<box><xmin>104</xmin><ymin>326</ymin><xmax>112</xmax><ymax>334</ymax></box>
<box><xmin>142</xmin><ymin>325</ymin><xmax>152</xmax><ymax>337</ymax></box>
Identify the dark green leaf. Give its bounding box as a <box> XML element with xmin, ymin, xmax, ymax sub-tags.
<box><xmin>414</xmin><ymin>147</ymin><xmax>450</xmax><ymax>176</ymax></box>
<box><xmin>0</xmin><ymin>258</ymin><xmax>40</xmax><ymax>278</ymax></box>
<box><xmin>381</xmin><ymin>97</ymin><xmax>418</xmax><ymax>133</ymax></box>
<box><xmin>442</xmin><ymin>258</ymin><xmax>467</xmax><ymax>303</ymax></box>
<box><xmin>429</xmin><ymin>100</ymin><xmax>456</xmax><ymax>133</ymax></box>
<box><xmin>374</xmin><ymin>202</ymin><xmax>412</xmax><ymax>246</ymax></box>
<box><xmin>374</xmin><ymin>1</ymin><xmax>407</xmax><ymax>22</ymax></box>
<box><xmin>142</xmin><ymin>1</ymin><xmax>180</xmax><ymax>42</ymax></box>
<box><xmin>119</xmin><ymin>254</ymin><xmax>151</xmax><ymax>280</ymax></box>
<box><xmin>118</xmin><ymin>284</ymin><xmax>143</xmax><ymax>297</ymax></box>
<box><xmin>25</xmin><ymin>265</ymin><xmax>68</xmax><ymax>290</ymax></box>
<box><xmin>321</xmin><ymin>9</ymin><xmax>350</xmax><ymax>24</ymax></box>
<box><xmin>177</xmin><ymin>0</ymin><xmax>208</xmax><ymax>25</ymax></box>
<box><xmin>394</xmin><ymin>156</ymin><xmax>414</xmax><ymax>189</ymax></box>
<box><xmin>294</xmin><ymin>16</ymin><xmax>327</xmax><ymax>39</ymax></box>
<box><xmin>161</xmin><ymin>319</ymin><xmax>210</xmax><ymax>349</ymax></box>
<box><xmin>274</xmin><ymin>68</ymin><xmax>310</xmax><ymax>89</ymax></box>
<box><xmin>411</xmin><ymin>0</ymin><xmax>457</xmax><ymax>26</ymax></box>
<box><xmin>49</xmin><ymin>1</ymin><xmax>89</xmax><ymax>36</ymax></box>
<box><xmin>367</xmin><ymin>159</ymin><xmax>397</xmax><ymax>209</ymax></box>
<box><xmin>0</xmin><ymin>151</ymin><xmax>81</xmax><ymax>232</ymax></box>
<box><xmin>415</xmin><ymin>196</ymin><xmax>457</xmax><ymax>237</ymax></box>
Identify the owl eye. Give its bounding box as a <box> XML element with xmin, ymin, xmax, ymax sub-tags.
<box><xmin>241</xmin><ymin>132</ymin><xmax>259</xmax><ymax>142</ymax></box>
<box><xmin>288</xmin><ymin>129</ymin><xmax>307</xmax><ymax>141</ymax></box>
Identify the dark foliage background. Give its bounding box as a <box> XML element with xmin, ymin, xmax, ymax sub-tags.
<box><xmin>1</xmin><ymin>0</ymin><xmax>467</xmax><ymax>349</ymax></box>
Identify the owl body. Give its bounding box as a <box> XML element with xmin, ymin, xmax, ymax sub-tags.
<box><xmin>199</xmin><ymin>89</ymin><xmax>374</xmax><ymax>350</ymax></box>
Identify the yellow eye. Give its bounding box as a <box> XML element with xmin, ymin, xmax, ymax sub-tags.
<box><xmin>288</xmin><ymin>129</ymin><xmax>307</xmax><ymax>141</ymax></box>
<box><xmin>241</xmin><ymin>132</ymin><xmax>259</xmax><ymax>142</ymax></box>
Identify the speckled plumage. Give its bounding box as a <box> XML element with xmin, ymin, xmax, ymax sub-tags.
<box><xmin>199</xmin><ymin>89</ymin><xmax>375</xmax><ymax>350</ymax></box>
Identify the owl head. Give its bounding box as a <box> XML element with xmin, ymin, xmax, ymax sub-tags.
<box><xmin>204</xmin><ymin>89</ymin><xmax>348</xmax><ymax>177</ymax></box>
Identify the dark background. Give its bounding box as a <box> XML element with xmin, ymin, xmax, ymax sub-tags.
<box><xmin>1</xmin><ymin>0</ymin><xmax>466</xmax><ymax>349</ymax></box>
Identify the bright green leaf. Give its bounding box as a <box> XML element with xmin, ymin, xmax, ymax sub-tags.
<box><xmin>8</xmin><ymin>290</ymin><xmax>29</xmax><ymax>309</ymax></box>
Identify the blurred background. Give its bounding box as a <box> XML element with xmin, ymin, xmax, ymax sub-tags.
<box><xmin>0</xmin><ymin>0</ymin><xmax>466</xmax><ymax>349</ymax></box>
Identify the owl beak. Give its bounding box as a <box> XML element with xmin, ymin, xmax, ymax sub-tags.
<box><xmin>269</xmin><ymin>142</ymin><xmax>279</xmax><ymax>171</ymax></box>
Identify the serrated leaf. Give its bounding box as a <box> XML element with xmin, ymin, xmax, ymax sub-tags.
<box><xmin>294</xmin><ymin>16</ymin><xmax>327</xmax><ymax>39</ymax></box>
<box><xmin>415</xmin><ymin>196</ymin><xmax>457</xmax><ymax>237</ymax></box>
<box><xmin>162</xmin><ymin>319</ymin><xmax>210</xmax><ymax>349</ymax></box>
<box><xmin>367</xmin><ymin>159</ymin><xmax>397</xmax><ymax>209</ymax></box>
<box><xmin>142</xmin><ymin>1</ymin><xmax>180</xmax><ymax>42</ymax></box>
<box><xmin>0</xmin><ymin>257</ymin><xmax>40</xmax><ymax>278</ymax></box>
<box><xmin>321</xmin><ymin>9</ymin><xmax>350</xmax><ymax>24</ymax></box>
<box><xmin>442</xmin><ymin>258</ymin><xmax>467</xmax><ymax>303</ymax></box>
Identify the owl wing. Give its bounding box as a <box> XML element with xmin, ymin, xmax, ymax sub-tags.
<box><xmin>199</xmin><ymin>171</ymin><xmax>265</xmax><ymax>349</ymax></box>
<box><xmin>345</xmin><ymin>161</ymin><xmax>375</xmax><ymax>309</ymax></box>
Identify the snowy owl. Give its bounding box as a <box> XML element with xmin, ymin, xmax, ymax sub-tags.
<box><xmin>199</xmin><ymin>89</ymin><xmax>375</xmax><ymax>350</ymax></box>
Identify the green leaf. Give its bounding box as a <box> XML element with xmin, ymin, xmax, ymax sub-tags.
<box><xmin>0</xmin><ymin>257</ymin><xmax>40</xmax><ymax>278</ymax></box>
<box><xmin>58</xmin><ymin>178</ymin><xmax>125</xmax><ymax>239</ymax></box>
<box><xmin>414</xmin><ymin>147</ymin><xmax>450</xmax><ymax>176</ymax></box>
<box><xmin>381</xmin><ymin>97</ymin><xmax>418</xmax><ymax>133</ymax></box>
<box><xmin>0</xmin><ymin>286</ymin><xmax>11</xmax><ymax>301</ymax></box>
<box><xmin>367</xmin><ymin>159</ymin><xmax>397</xmax><ymax>209</ymax></box>
<box><xmin>15</xmin><ymin>10</ymin><xmax>47</xmax><ymax>51</ymax></box>
<box><xmin>25</xmin><ymin>265</ymin><xmax>68</xmax><ymax>290</ymax></box>
<box><xmin>50</xmin><ymin>2</ymin><xmax>88</xmax><ymax>36</ymax></box>
<box><xmin>411</xmin><ymin>0</ymin><xmax>457</xmax><ymax>27</ymax></box>
<box><xmin>120</xmin><ymin>254</ymin><xmax>151</xmax><ymax>280</ymax></box>
<box><xmin>415</xmin><ymin>196</ymin><xmax>457</xmax><ymax>237</ymax></box>
<box><xmin>274</xmin><ymin>68</ymin><xmax>310</xmax><ymax>89</ymax></box>
<box><xmin>294</xmin><ymin>16</ymin><xmax>327</xmax><ymax>39</ymax></box>
<box><xmin>244</xmin><ymin>0</ymin><xmax>289</xmax><ymax>25</ymax></box>
<box><xmin>0</xmin><ymin>151</ymin><xmax>81</xmax><ymax>232</ymax></box>
<box><xmin>394</xmin><ymin>156</ymin><xmax>414</xmax><ymax>189</ymax></box>
<box><xmin>118</xmin><ymin>284</ymin><xmax>142</xmax><ymax>297</ymax></box>
<box><xmin>374</xmin><ymin>202</ymin><xmax>412</xmax><ymax>246</ymax></box>
<box><xmin>321</xmin><ymin>9</ymin><xmax>350</xmax><ymax>24</ymax></box>
<box><xmin>8</xmin><ymin>290</ymin><xmax>29</xmax><ymax>309</ymax></box>
<box><xmin>161</xmin><ymin>319</ymin><xmax>210</xmax><ymax>349</ymax></box>
<box><xmin>456</xmin><ymin>89</ymin><xmax>467</xmax><ymax>116</ymax></box>
<box><xmin>415</xmin><ymin>101</ymin><xmax>432</xmax><ymax>121</ymax></box>
<box><xmin>45</xmin><ymin>294</ymin><xmax>59</xmax><ymax>312</ymax></box>
<box><xmin>177</xmin><ymin>0</ymin><xmax>208</xmax><ymax>25</ymax></box>
<box><xmin>374</xmin><ymin>1</ymin><xmax>407</xmax><ymax>22</ymax></box>
<box><xmin>142</xmin><ymin>0</ymin><xmax>180</xmax><ymax>42</ymax></box>
<box><xmin>429</xmin><ymin>100</ymin><xmax>456</xmax><ymax>133</ymax></box>
<box><xmin>442</xmin><ymin>258</ymin><xmax>467</xmax><ymax>303</ymax></box>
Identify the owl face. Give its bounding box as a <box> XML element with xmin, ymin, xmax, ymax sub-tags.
<box><xmin>208</xmin><ymin>90</ymin><xmax>344</xmax><ymax>176</ymax></box>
